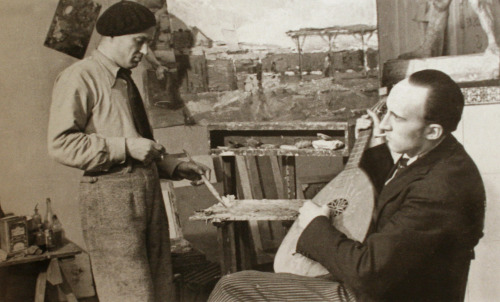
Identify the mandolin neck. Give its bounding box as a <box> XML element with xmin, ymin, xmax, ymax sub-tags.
<box><xmin>344</xmin><ymin>128</ymin><xmax>372</xmax><ymax>171</ymax></box>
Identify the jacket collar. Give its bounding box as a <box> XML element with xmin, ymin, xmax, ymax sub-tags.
<box><xmin>373</xmin><ymin>135</ymin><xmax>459</xmax><ymax>224</ymax></box>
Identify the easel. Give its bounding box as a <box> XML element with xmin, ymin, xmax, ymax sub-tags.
<box><xmin>234</xmin><ymin>155</ymin><xmax>289</xmax><ymax>265</ymax></box>
<box><xmin>198</xmin><ymin>121</ymin><xmax>355</xmax><ymax>274</ymax></box>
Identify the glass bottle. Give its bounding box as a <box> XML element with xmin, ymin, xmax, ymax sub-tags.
<box><xmin>44</xmin><ymin>198</ymin><xmax>54</xmax><ymax>230</ymax></box>
<box><xmin>32</xmin><ymin>204</ymin><xmax>42</xmax><ymax>229</ymax></box>
<box><xmin>51</xmin><ymin>214</ymin><xmax>63</xmax><ymax>248</ymax></box>
<box><xmin>44</xmin><ymin>229</ymin><xmax>55</xmax><ymax>251</ymax></box>
<box><xmin>35</xmin><ymin>228</ymin><xmax>46</xmax><ymax>251</ymax></box>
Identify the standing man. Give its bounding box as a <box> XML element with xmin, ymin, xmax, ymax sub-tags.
<box><xmin>323</xmin><ymin>54</ymin><xmax>332</xmax><ymax>77</ymax></box>
<box><xmin>209</xmin><ymin>69</ymin><xmax>485</xmax><ymax>301</ymax></box>
<box><xmin>48</xmin><ymin>2</ymin><xmax>208</xmax><ymax>301</ymax></box>
<box><xmin>256</xmin><ymin>58</ymin><xmax>263</xmax><ymax>89</ymax></box>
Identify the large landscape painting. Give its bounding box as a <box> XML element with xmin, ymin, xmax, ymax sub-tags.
<box><xmin>143</xmin><ymin>0</ymin><xmax>380</xmax><ymax>127</ymax></box>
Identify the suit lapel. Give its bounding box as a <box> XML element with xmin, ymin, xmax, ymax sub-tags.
<box><xmin>372</xmin><ymin>135</ymin><xmax>459</xmax><ymax>226</ymax></box>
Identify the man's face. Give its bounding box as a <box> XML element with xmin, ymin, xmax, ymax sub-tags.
<box><xmin>379</xmin><ymin>80</ymin><xmax>431</xmax><ymax>157</ymax></box>
<box><xmin>110</xmin><ymin>27</ymin><xmax>155</xmax><ymax>69</ymax></box>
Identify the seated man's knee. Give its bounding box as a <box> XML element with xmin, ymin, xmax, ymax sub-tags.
<box><xmin>219</xmin><ymin>271</ymin><xmax>251</xmax><ymax>283</ymax></box>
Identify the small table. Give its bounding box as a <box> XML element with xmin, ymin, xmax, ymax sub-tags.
<box><xmin>0</xmin><ymin>242</ymin><xmax>83</xmax><ymax>302</ymax></box>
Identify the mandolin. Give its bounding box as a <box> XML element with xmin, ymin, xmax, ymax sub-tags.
<box><xmin>274</xmin><ymin>99</ymin><xmax>386</xmax><ymax>277</ymax></box>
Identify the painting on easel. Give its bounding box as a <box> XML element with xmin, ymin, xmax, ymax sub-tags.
<box><xmin>141</xmin><ymin>0</ymin><xmax>381</xmax><ymax>128</ymax></box>
<box><xmin>44</xmin><ymin>0</ymin><xmax>101</xmax><ymax>59</ymax></box>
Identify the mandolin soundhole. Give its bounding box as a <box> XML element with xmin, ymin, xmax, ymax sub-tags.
<box><xmin>327</xmin><ymin>198</ymin><xmax>349</xmax><ymax>217</ymax></box>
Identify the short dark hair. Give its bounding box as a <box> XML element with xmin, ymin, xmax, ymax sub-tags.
<box><xmin>408</xmin><ymin>69</ymin><xmax>464</xmax><ymax>133</ymax></box>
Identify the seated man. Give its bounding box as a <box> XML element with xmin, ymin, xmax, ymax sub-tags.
<box><xmin>208</xmin><ymin>69</ymin><xmax>485</xmax><ymax>301</ymax></box>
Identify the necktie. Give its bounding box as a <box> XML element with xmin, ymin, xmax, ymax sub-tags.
<box><xmin>394</xmin><ymin>156</ymin><xmax>409</xmax><ymax>176</ymax></box>
<box><xmin>117</xmin><ymin>68</ymin><xmax>154</xmax><ymax>140</ymax></box>
<box><xmin>385</xmin><ymin>156</ymin><xmax>409</xmax><ymax>184</ymax></box>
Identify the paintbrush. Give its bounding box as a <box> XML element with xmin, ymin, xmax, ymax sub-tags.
<box><xmin>183</xmin><ymin>149</ymin><xmax>229</xmax><ymax>208</ymax></box>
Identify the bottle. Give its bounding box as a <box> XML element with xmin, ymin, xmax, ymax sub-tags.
<box><xmin>43</xmin><ymin>198</ymin><xmax>54</xmax><ymax>230</ymax></box>
<box><xmin>32</xmin><ymin>204</ymin><xmax>42</xmax><ymax>230</ymax></box>
<box><xmin>44</xmin><ymin>229</ymin><xmax>55</xmax><ymax>251</ymax></box>
<box><xmin>51</xmin><ymin>214</ymin><xmax>63</xmax><ymax>248</ymax></box>
<box><xmin>35</xmin><ymin>228</ymin><xmax>46</xmax><ymax>251</ymax></box>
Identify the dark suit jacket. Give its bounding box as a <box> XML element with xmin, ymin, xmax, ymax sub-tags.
<box><xmin>297</xmin><ymin>135</ymin><xmax>485</xmax><ymax>302</ymax></box>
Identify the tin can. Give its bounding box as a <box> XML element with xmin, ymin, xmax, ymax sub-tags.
<box><xmin>0</xmin><ymin>216</ymin><xmax>29</xmax><ymax>256</ymax></box>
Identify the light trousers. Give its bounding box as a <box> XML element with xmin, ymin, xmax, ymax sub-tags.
<box><xmin>79</xmin><ymin>164</ymin><xmax>174</xmax><ymax>302</ymax></box>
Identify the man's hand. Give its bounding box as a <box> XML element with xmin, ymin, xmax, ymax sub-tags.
<box><xmin>297</xmin><ymin>201</ymin><xmax>330</xmax><ymax>229</ymax></box>
<box><xmin>174</xmin><ymin>161</ymin><xmax>210</xmax><ymax>181</ymax></box>
<box><xmin>125</xmin><ymin>138</ymin><xmax>165</xmax><ymax>166</ymax></box>
<box><xmin>355</xmin><ymin>109</ymin><xmax>386</xmax><ymax>148</ymax></box>
<box><xmin>155</xmin><ymin>65</ymin><xmax>169</xmax><ymax>80</ymax></box>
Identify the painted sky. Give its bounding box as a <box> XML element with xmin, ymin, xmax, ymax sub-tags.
<box><xmin>168</xmin><ymin>0</ymin><xmax>378</xmax><ymax>50</ymax></box>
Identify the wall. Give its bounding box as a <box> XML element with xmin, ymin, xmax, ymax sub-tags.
<box><xmin>456</xmin><ymin>105</ymin><xmax>500</xmax><ymax>301</ymax></box>
<box><xmin>0</xmin><ymin>0</ymin><xmax>87</xmax><ymax>247</ymax></box>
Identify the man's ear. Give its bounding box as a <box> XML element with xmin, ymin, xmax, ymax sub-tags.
<box><xmin>425</xmin><ymin>124</ymin><xmax>443</xmax><ymax>140</ymax></box>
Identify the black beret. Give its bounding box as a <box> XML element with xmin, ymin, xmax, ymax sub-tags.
<box><xmin>96</xmin><ymin>1</ymin><xmax>156</xmax><ymax>36</ymax></box>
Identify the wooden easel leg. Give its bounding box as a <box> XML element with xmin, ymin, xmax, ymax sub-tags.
<box><xmin>215</xmin><ymin>157</ymin><xmax>243</xmax><ymax>275</ymax></box>
<box><xmin>236</xmin><ymin>156</ymin><xmax>276</xmax><ymax>265</ymax></box>
<box><xmin>221</xmin><ymin>156</ymin><xmax>236</xmax><ymax>196</ymax></box>
<box><xmin>269</xmin><ymin>156</ymin><xmax>285</xmax><ymax>199</ymax></box>
<box><xmin>258</xmin><ymin>156</ymin><xmax>287</xmax><ymax>250</ymax></box>
<box><xmin>216</xmin><ymin>222</ymin><xmax>238</xmax><ymax>275</ymax></box>
<box><xmin>235</xmin><ymin>156</ymin><xmax>265</xmax><ymax>261</ymax></box>
<box><xmin>282</xmin><ymin>156</ymin><xmax>297</xmax><ymax>199</ymax></box>
<box><xmin>235</xmin><ymin>221</ymin><xmax>257</xmax><ymax>270</ymax></box>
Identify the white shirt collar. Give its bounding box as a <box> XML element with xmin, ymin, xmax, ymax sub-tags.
<box><xmin>398</xmin><ymin>135</ymin><xmax>447</xmax><ymax>166</ymax></box>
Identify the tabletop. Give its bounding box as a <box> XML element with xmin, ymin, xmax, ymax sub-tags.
<box><xmin>0</xmin><ymin>242</ymin><xmax>82</xmax><ymax>268</ymax></box>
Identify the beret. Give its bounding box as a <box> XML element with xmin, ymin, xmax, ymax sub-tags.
<box><xmin>96</xmin><ymin>1</ymin><xmax>156</xmax><ymax>36</ymax></box>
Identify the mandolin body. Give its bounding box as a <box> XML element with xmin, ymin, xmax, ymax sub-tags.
<box><xmin>274</xmin><ymin>166</ymin><xmax>375</xmax><ymax>277</ymax></box>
